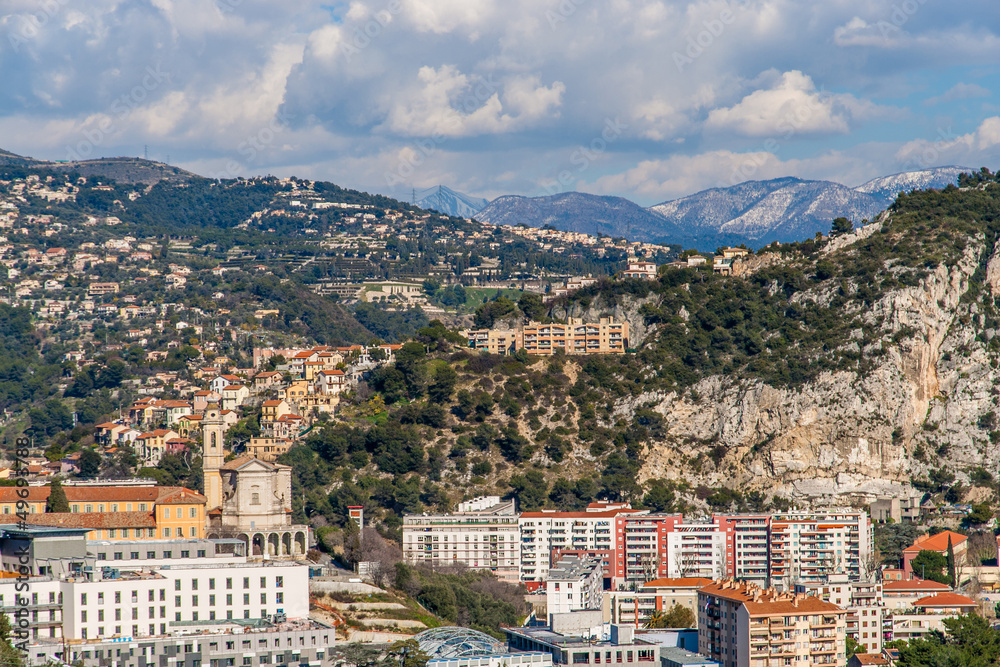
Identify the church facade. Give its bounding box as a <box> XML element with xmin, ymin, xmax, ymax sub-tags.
<box><xmin>201</xmin><ymin>405</ymin><xmax>310</xmax><ymax>558</ymax></box>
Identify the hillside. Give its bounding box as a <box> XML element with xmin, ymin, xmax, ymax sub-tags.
<box><xmin>0</xmin><ymin>147</ymin><xmax>198</xmax><ymax>184</ymax></box>
<box><xmin>287</xmin><ymin>171</ymin><xmax>1000</xmax><ymax>530</ymax></box>
<box><xmin>475</xmin><ymin>192</ymin><xmax>671</xmax><ymax>238</ymax></box>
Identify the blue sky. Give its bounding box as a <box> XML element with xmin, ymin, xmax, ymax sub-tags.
<box><xmin>1</xmin><ymin>0</ymin><xmax>999</xmax><ymax>206</ymax></box>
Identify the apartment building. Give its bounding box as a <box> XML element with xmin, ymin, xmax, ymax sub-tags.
<box><xmin>0</xmin><ymin>526</ymin><xmax>310</xmax><ymax>645</ymax></box>
<box><xmin>622</xmin><ymin>261</ymin><xmax>658</xmax><ymax>280</ymax></box>
<box><xmin>698</xmin><ymin>580</ymin><xmax>847</xmax><ymax>667</ymax></box>
<box><xmin>402</xmin><ymin>496</ymin><xmax>521</xmax><ymax>582</ymax></box>
<box><xmin>666</xmin><ymin>522</ymin><xmax>728</xmax><ymax>580</ymax></box>
<box><xmin>715</xmin><ymin>515</ymin><xmax>770</xmax><ymax>586</ymax></box>
<box><xmin>769</xmin><ymin>510</ymin><xmax>873</xmax><ymax>588</ymax></box>
<box><xmin>465</xmin><ymin>317</ymin><xmax>629</xmax><ymax>357</ymax></box>
<box><xmin>546</xmin><ymin>557</ymin><xmax>603</xmax><ymax>617</ymax></box>
<box><xmin>796</xmin><ymin>574</ymin><xmax>884</xmax><ymax>654</ymax></box>
<box><xmin>521</xmin><ymin>503</ymin><xmax>643</xmax><ymax>583</ymax></box>
<box><xmin>522</xmin><ymin>317</ymin><xmax>628</xmax><ymax>355</ymax></box>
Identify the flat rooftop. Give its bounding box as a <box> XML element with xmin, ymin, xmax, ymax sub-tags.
<box><xmin>505</xmin><ymin>627</ymin><xmax>652</xmax><ymax>649</ymax></box>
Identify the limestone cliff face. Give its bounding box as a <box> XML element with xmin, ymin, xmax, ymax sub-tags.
<box><xmin>550</xmin><ymin>293</ymin><xmax>659</xmax><ymax>347</ymax></box>
<box><xmin>627</xmin><ymin>225</ymin><xmax>996</xmax><ymax>505</ymax></box>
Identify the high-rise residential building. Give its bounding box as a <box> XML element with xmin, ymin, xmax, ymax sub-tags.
<box><xmin>698</xmin><ymin>580</ymin><xmax>847</xmax><ymax>667</ymax></box>
<box><xmin>768</xmin><ymin>510</ymin><xmax>874</xmax><ymax>588</ymax></box>
<box><xmin>521</xmin><ymin>502</ymin><xmax>643</xmax><ymax>583</ymax></box>
<box><xmin>402</xmin><ymin>496</ymin><xmax>521</xmax><ymax>582</ymax></box>
<box><xmin>464</xmin><ymin>317</ymin><xmax>629</xmax><ymax>356</ymax></box>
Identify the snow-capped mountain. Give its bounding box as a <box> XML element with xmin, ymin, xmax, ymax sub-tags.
<box><xmin>476</xmin><ymin>166</ymin><xmax>972</xmax><ymax>250</ymax></box>
<box><xmin>415</xmin><ymin>186</ymin><xmax>488</xmax><ymax>218</ymax></box>
<box><xmin>854</xmin><ymin>167</ymin><xmax>969</xmax><ymax>202</ymax></box>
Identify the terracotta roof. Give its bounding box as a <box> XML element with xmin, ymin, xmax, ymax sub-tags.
<box><xmin>222</xmin><ymin>384</ymin><xmax>247</xmax><ymax>392</ymax></box>
<box><xmin>156</xmin><ymin>488</ymin><xmax>206</xmax><ymax>505</ymax></box>
<box><xmin>851</xmin><ymin>654</ymin><xmax>888</xmax><ymax>666</ymax></box>
<box><xmin>904</xmin><ymin>530</ymin><xmax>968</xmax><ymax>553</ymax></box>
<box><xmin>220</xmin><ymin>455</ymin><xmax>288</xmax><ymax>471</ymax></box>
<box><xmin>882</xmin><ymin>579</ymin><xmax>951</xmax><ymax>593</ymax></box>
<box><xmin>914</xmin><ymin>592</ymin><xmax>977</xmax><ymax>608</ymax></box>
<box><xmin>0</xmin><ymin>511</ymin><xmax>155</xmax><ymax>529</ymax></box>
<box><xmin>262</xmin><ymin>400</ymin><xmax>284</xmax><ymax>407</ymax></box>
<box><xmin>699</xmin><ymin>581</ymin><xmax>844</xmax><ymax>616</ymax></box>
<box><xmin>643</xmin><ymin>577</ymin><xmax>714</xmax><ymax>589</ymax></box>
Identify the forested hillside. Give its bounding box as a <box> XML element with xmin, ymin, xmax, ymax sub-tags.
<box><xmin>288</xmin><ymin>170</ymin><xmax>1000</xmax><ymax>539</ymax></box>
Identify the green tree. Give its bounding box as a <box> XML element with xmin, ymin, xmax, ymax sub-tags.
<box><xmin>911</xmin><ymin>550</ymin><xmax>950</xmax><ymax>584</ymax></box>
<box><xmin>831</xmin><ymin>217</ymin><xmax>853</xmax><ymax>236</ymax></box>
<box><xmin>427</xmin><ymin>365</ymin><xmax>457</xmax><ymax>404</ymax></box>
<box><xmin>644</xmin><ymin>603</ymin><xmax>695</xmax><ymax>628</ymax></box>
<box><xmin>77</xmin><ymin>448</ymin><xmax>102</xmax><ymax>479</ymax></box>
<box><xmin>846</xmin><ymin>636</ymin><xmax>862</xmax><ymax>659</ymax></box>
<box><xmin>897</xmin><ymin>613</ymin><xmax>1000</xmax><ymax>667</ymax></box>
<box><xmin>0</xmin><ymin>613</ymin><xmax>23</xmax><ymax>667</ymax></box>
<box><xmin>947</xmin><ymin>535</ymin><xmax>957</xmax><ymax>587</ymax></box>
<box><xmin>46</xmin><ymin>479</ymin><xmax>69</xmax><ymax>513</ymax></box>
<box><xmin>518</xmin><ymin>292</ymin><xmax>546</xmax><ymax>321</ymax></box>
<box><xmin>386</xmin><ymin>639</ymin><xmax>430</xmax><ymax>667</ymax></box>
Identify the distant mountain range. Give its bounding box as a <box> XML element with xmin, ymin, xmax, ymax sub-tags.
<box><xmin>414</xmin><ymin>185</ymin><xmax>488</xmax><ymax>218</ymax></box>
<box><xmin>470</xmin><ymin>166</ymin><xmax>971</xmax><ymax>250</ymax></box>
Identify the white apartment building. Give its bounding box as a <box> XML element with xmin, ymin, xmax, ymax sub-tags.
<box><xmin>402</xmin><ymin>496</ymin><xmax>521</xmax><ymax>582</ymax></box>
<box><xmin>520</xmin><ymin>503</ymin><xmax>641</xmax><ymax>583</ymax></box>
<box><xmin>666</xmin><ymin>523</ymin><xmax>728</xmax><ymax>580</ymax></box>
<box><xmin>545</xmin><ymin>556</ymin><xmax>603</xmax><ymax>617</ymax></box>
<box><xmin>0</xmin><ymin>528</ymin><xmax>309</xmax><ymax>645</ymax></box>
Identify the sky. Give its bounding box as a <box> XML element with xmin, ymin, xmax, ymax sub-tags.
<box><xmin>1</xmin><ymin>0</ymin><xmax>999</xmax><ymax>206</ymax></box>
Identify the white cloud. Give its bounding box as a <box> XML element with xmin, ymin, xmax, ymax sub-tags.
<box><xmin>704</xmin><ymin>70</ymin><xmax>884</xmax><ymax>137</ymax></box>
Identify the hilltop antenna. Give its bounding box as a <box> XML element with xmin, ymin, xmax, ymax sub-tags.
<box><xmin>144</xmin><ymin>145</ymin><xmax>148</xmax><ymax>160</ymax></box>
<box><xmin>412</xmin><ymin>188</ymin><xmax>416</xmax><ymax>205</ymax></box>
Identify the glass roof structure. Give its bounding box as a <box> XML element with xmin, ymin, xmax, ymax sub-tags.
<box><xmin>414</xmin><ymin>627</ymin><xmax>507</xmax><ymax>659</ymax></box>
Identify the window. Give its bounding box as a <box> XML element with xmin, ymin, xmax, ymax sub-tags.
<box><xmin>139</xmin><ymin>503</ymin><xmax>147</xmax><ymax>511</ymax></box>
<box><xmin>85</xmin><ymin>504</ymin><xmax>93</xmax><ymax>513</ymax></box>
<box><xmin>81</xmin><ymin>611</ymin><xmax>87</xmax><ymax>622</ymax></box>
<box><xmin>162</xmin><ymin>528</ymin><xmax>170</xmax><ymax>538</ymax></box>
<box><xmin>164</xmin><ymin>551</ymin><xmax>172</xmax><ymax>559</ymax></box>
<box><xmin>176</xmin><ymin>527</ymin><xmax>184</xmax><ymax>537</ymax></box>
<box><xmin>148</xmin><ymin>591</ymin><xmax>155</xmax><ymax>602</ymax></box>
<box><xmin>147</xmin><ymin>552</ymin><xmax>156</xmax><ymax>559</ymax></box>
<box><xmin>115</xmin><ymin>592</ymin><xmax>121</xmax><ymax>604</ymax></box>
<box><xmin>209</xmin><ymin>595</ymin><xmax>216</xmax><ymax>606</ymax></box>
<box><xmin>132</xmin><ymin>608</ymin><xmax>138</xmax><ymax>620</ymax></box>
<box><xmin>243</xmin><ymin>578</ymin><xmax>249</xmax><ymax>589</ymax></box>
<box><xmin>260</xmin><ymin>594</ymin><xmax>266</xmax><ymax>604</ymax></box>
<box><xmin>190</xmin><ymin>508</ymin><xmax>196</xmax><ymax>518</ymax></box>
<box><xmin>260</xmin><ymin>577</ymin><xmax>267</xmax><ymax>588</ymax></box>
<box><xmin>190</xmin><ymin>527</ymin><xmax>196</xmax><ymax>537</ymax></box>
<box><xmin>131</xmin><ymin>591</ymin><xmax>138</xmax><ymax>603</ymax></box>
<box><xmin>160</xmin><ymin>607</ymin><xmax>166</xmax><ymax>618</ymax></box>
<box><xmin>276</xmin><ymin>593</ymin><xmax>283</xmax><ymax>604</ymax></box>
<box><xmin>131</xmin><ymin>552</ymin><xmax>139</xmax><ymax>560</ymax></box>
<box><xmin>160</xmin><ymin>590</ymin><xmax>165</xmax><ymax>601</ymax></box>
<box><xmin>226</xmin><ymin>594</ymin><xmax>232</xmax><ymax>606</ymax></box>
<box><xmin>164</xmin><ymin>508</ymin><xmax>170</xmax><ymax>519</ymax></box>
<box><xmin>175</xmin><ymin>596</ymin><xmax>181</xmax><ymax>607</ymax></box>
<box><xmin>175</xmin><ymin>580</ymin><xmax>181</xmax><ymax>591</ymax></box>
<box><xmin>209</xmin><ymin>579</ymin><xmax>215</xmax><ymax>590</ymax></box>
<box><xmin>275</xmin><ymin>577</ymin><xmax>283</xmax><ymax>588</ymax></box>
<box><xmin>192</xmin><ymin>596</ymin><xmax>199</xmax><ymax>606</ymax></box>
<box><xmin>198</xmin><ymin>550</ymin><xmax>206</xmax><ymax>558</ymax></box>
<box><xmin>226</xmin><ymin>578</ymin><xmax>233</xmax><ymax>590</ymax></box>
<box><xmin>176</xmin><ymin>613</ymin><xmax>181</xmax><ymax>622</ymax></box>
<box><xmin>243</xmin><ymin>594</ymin><xmax>250</xmax><ymax>605</ymax></box>
<box><xmin>193</xmin><ymin>612</ymin><xmax>199</xmax><ymax>621</ymax></box>
<box><xmin>244</xmin><ymin>610</ymin><xmax>250</xmax><ymax>619</ymax></box>
<box><xmin>97</xmin><ymin>553</ymin><xmax>106</xmax><ymax>561</ymax></box>
<box><xmin>251</xmin><ymin>493</ymin><xmax>260</xmax><ymax>505</ymax></box>
<box><xmin>149</xmin><ymin>607</ymin><xmax>155</xmax><ymax>619</ymax></box>
<box><xmin>182</xmin><ymin>551</ymin><xmax>190</xmax><ymax>559</ymax></box>
<box><xmin>114</xmin><ymin>609</ymin><xmax>121</xmax><ymax>621</ymax></box>
<box><xmin>81</xmin><ymin>594</ymin><xmax>87</xmax><ymax>605</ymax></box>
<box><xmin>192</xmin><ymin>579</ymin><xmax>198</xmax><ymax>590</ymax></box>
<box><xmin>110</xmin><ymin>531</ymin><xmax>117</xmax><ymax>540</ymax></box>
<box><xmin>148</xmin><ymin>528</ymin><xmax>155</xmax><ymax>537</ymax></box>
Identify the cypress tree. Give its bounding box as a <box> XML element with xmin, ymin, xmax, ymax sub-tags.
<box><xmin>946</xmin><ymin>534</ymin><xmax>957</xmax><ymax>587</ymax></box>
<box><xmin>46</xmin><ymin>479</ymin><xmax>69</xmax><ymax>513</ymax></box>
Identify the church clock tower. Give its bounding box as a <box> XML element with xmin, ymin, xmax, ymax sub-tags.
<box><xmin>202</xmin><ymin>403</ymin><xmax>226</xmax><ymax>512</ymax></box>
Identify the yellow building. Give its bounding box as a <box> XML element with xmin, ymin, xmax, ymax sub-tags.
<box><xmin>0</xmin><ymin>485</ymin><xmax>206</xmax><ymax>540</ymax></box>
<box><xmin>466</xmin><ymin>317</ymin><xmax>629</xmax><ymax>356</ymax></box>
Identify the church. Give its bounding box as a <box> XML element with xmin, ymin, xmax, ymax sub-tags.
<box><xmin>201</xmin><ymin>404</ymin><xmax>311</xmax><ymax>558</ymax></box>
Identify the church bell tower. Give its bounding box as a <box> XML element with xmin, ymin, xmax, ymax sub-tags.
<box><xmin>202</xmin><ymin>403</ymin><xmax>225</xmax><ymax>512</ymax></box>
